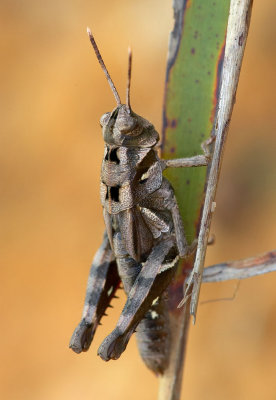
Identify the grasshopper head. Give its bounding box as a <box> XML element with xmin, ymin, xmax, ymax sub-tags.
<box><xmin>100</xmin><ymin>105</ymin><xmax>159</xmax><ymax>147</ymax></box>
<box><xmin>115</xmin><ymin>105</ymin><xmax>139</xmax><ymax>134</ymax></box>
<box><xmin>87</xmin><ymin>29</ymin><xmax>159</xmax><ymax>147</ymax></box>
<box><xmin>100</xmin><ymin>105</ymin><xmax>137</xmax><ymax>135</ymax></box>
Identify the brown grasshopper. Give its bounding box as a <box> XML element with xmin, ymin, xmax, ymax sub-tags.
<box><xmin>69</xmin><ymin>28</ymin><xmax>211</xmax><ymax>374</ymax></box>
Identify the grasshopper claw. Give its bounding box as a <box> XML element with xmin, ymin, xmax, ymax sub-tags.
<box><xmin>98</xmin><ymin>328</ymin><xmax>132</xmax><ymax>361</ymax></box>
<box><xmin>69</xmin><ymin>319</ymin><xmax>95</xmax><ymax>354</ymax></box>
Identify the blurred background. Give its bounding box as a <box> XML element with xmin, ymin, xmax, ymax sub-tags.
<box><xmin>0</xmin><ymin>0</ymin><xmax>275</xmax><ymax>399</ymax></box>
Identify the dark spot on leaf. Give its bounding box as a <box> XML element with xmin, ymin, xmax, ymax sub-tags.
<box><xmin>170</xmin><ymin>147</ymin><xmax>175</xmax><ymax>153</ymax></box>
<box><xmin>207</xmin><ymin>71</ymin><xmax>211</xmax><ymax>75</ymax></box>
<box><xmin>166</xmin><ymin>118</ymin><xmax>178</xmax><ymax>129</ymax></box>
<box><xmin>171</xmin><ymin>119</ymin><xmax>177</xmax><ymax>128</ymax></box>
<box><xmin>186</xmin><ymin>179</ymin><xmax>190</xmax><ymax>185</ymax></box>
<box><xmin>194</xmin><ymin>31</ymin><xmax>198</xmax><ymax>39</ymax></box>
<box><xmin>195</xmin><ymin>79</ymin><xmax>199</xmax><ymax>84</ymax></box>
<box><xmin>187</xmin><ymin>118</ymin><xmax>192</xmax><ymax>123</ymax></box>
<box><xmin>191</xmin><ymin>48</ymin><xmax>195</xmax><ymax>55</ymax></box>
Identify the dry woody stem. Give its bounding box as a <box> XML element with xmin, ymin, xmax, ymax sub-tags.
<box><xmin>185</xmin><ymin>0</ymin><xmax>254</xmax><ymax>321</ymax></box>
<box><xmin>159</xmin><ymin>1</ymin><xmax>254</xmax><ymax>399</ymax></box>
<box><xmin>202</xmin><ymin>249</ymin><xmax>276</xmax><ymax>283</ymax></box>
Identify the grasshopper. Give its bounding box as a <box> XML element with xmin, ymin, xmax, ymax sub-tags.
<box><xmin>69</xmin><ymin>28</ymin><xmax>211</xmax><ymax>374</ymax></box>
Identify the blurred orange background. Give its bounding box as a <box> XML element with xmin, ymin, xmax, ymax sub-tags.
<box><xmin>1</xmin><ymin>1</ymin><xmax>276</xmax><ymax>399</ymax></box>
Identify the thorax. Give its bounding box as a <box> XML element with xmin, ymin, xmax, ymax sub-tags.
<box><xmin>100</xmin><ymin>145</ymin><xmax>163</xmax><ymax>214</ymax></box>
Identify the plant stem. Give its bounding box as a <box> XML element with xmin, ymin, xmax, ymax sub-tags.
<box><xmin>159</xmin><ymin>0</ymin><xmax>253</xmax><ymax>399</ymax></box>
<box><xmin>202</xmin><ymin>249</ymin><xmax>276</xmax><ymax>283</ymax></box>
<box><xmin>187</xmin><ymin>0</ymin><xmax>254</xmax><ymax>321</ymax></box>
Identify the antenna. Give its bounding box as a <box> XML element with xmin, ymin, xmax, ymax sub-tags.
<box><xmin>126</xmin><ymin>47</ymin><xmax>132</xmax><ymax>111</ymax></box>
<box><xmin>87</xmin><ymin>27</ymin><xmax>121</xmax><ymax>106</ymax></box>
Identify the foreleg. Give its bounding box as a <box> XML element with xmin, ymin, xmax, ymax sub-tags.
<box><xmin>140</xmin><ymin>180</ymin><xmax>195</xmax><ymax>258</ymax></box>
<box><xmin>161</xmin><ymin>137</ymin><xmax>214</xmax><ymax>169</ymax></box>
<box><xmin>97</xmin><ymin>237</ymin><xmax>176</xmax><ymax>361</ymax></box>
<box><xmin>69</xmin><ymin>232</ymin><xmax>120</xmax><ymax>353</ymax></box>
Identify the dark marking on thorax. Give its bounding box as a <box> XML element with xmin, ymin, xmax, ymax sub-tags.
<box><xmin>105</xmin><ymin>146</ymin><xmax>120</xmax><ymax>164</ymax></box>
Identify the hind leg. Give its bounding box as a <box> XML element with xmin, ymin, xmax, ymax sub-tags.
<box><xmin>69</xmin><ymin>232</ymin><xmax>120</xmax><ymax>353</ymax></box>
<box><xmin>98</xmin><ymin>236</ymin><xmax>176</xmax><ymax>361</ymax></box>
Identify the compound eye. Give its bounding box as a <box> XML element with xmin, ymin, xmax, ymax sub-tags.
<box><xmin>100</xmin><ymin>112</ymin><xmax>110</xmax><ymax>127</ymax></box>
